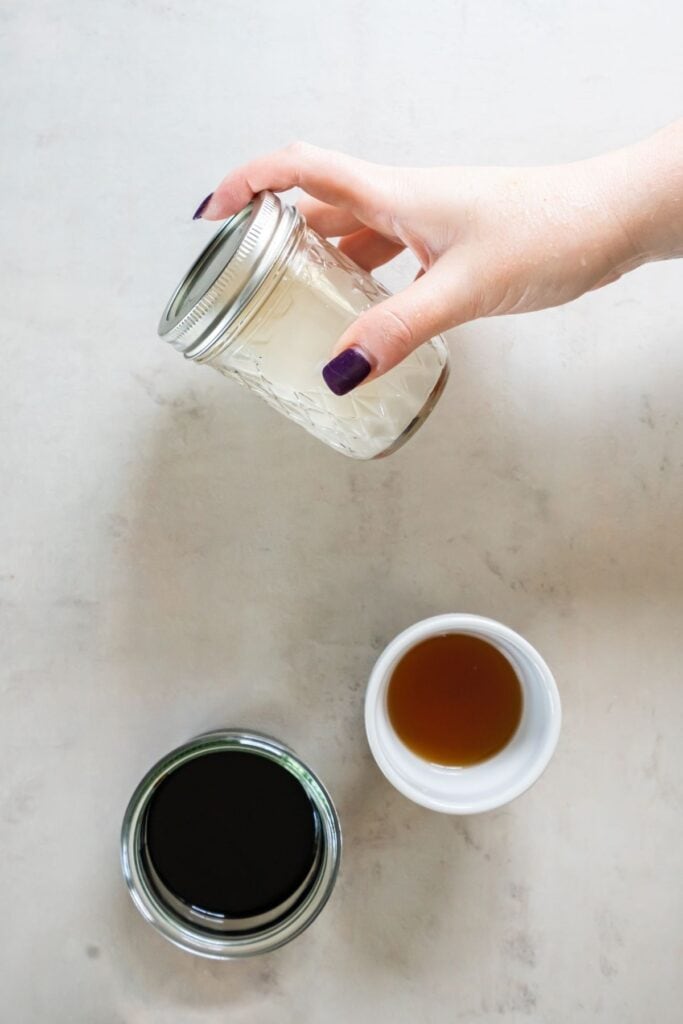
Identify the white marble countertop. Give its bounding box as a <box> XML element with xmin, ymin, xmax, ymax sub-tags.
<box><xmin>2</xmin><ymin>2</ymin><xmax>682</xmax><ymax>1021</ymax></box>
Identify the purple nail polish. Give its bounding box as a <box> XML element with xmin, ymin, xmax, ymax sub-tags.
<box><xmin>192</xmin><ymin>193</ymin><xmax>214</xmax><ymax>220</ymax></box>
<box><xmin>322</xmin><ymin>348</ymin><xmax>372</xmax><ymax>396</ymax></box>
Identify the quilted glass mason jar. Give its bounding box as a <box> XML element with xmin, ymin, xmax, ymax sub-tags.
<box><xmin>159</xmin><ymin>191</ymin><xmax>449</xmax><ymax>459</ymax></box>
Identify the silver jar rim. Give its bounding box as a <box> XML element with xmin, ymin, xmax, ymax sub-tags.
<box><xmin>120</xmin><ymin>729</ymin><xmax>342</xmax><ymax>959</ymax></box>
<box><xmin>158</xmin><ymin>191</ymin><xmax>302</xmax><ymax>362</ymax></box>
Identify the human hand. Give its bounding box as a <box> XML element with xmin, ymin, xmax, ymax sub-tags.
<box><xmin>194</xmin><ymin>122</ymin><xmax>682</xmax><ymax>394</ymax></box>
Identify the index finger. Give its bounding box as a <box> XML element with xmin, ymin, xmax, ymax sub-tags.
<box><xmin>202</xmin><ymin>142</ymin><xmax>387</xmax><ymax>221</ymax></box>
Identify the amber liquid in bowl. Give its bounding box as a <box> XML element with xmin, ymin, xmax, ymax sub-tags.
<box><xmin>386</xmin><ymin>634</ymin><xmax>523</xmax><ymax>767</ymax></box>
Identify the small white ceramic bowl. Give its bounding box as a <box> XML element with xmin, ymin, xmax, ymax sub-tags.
<box><xmin>365</xmin><ymin>614</ymin><xmax>561</xmax><ymax>814</ymax></box>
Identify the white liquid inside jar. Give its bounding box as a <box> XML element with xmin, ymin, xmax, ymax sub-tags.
<box><xmin>160</xmin><ymin>194</ymin><xmax>449</xmax><ymax>459</ymax></box>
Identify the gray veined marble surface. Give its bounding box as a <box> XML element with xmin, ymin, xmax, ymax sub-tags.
<box><xmin>1</xmin><ymin>1</ymin><xmax>682</xmax><ymax>1022</ymax></box>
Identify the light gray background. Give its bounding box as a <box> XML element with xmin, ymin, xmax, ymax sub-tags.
<box><xmin>1</xmin><ymin>2</ymin><xmax>682</xmax><ymax>1021</ymax></box>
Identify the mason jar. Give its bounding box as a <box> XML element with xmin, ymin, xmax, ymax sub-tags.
<box><xmin>158</xmin><ymin>191</ymin><xmax>449</xmax><ymax>459</ymax></box>
<box><xmin>120</xmin><ymin>729</ymin><xmax>341</xmax><ymax>959</ymax></box>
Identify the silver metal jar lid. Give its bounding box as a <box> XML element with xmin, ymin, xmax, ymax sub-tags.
<box><xmin>120</xmin><ymin>729</ymin><xmax>342</xmax><ymax>959</ymax></box>
<box><xmin>158</xmin><ymin>191</ymin><xmax>301</xmax><ymax>361</ymax></box>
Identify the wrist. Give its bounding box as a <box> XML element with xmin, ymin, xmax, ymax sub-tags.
<box><xmin>605</xmin><ymin>121</ymin><xmax>683</xmax><ymax>265</ymax></box>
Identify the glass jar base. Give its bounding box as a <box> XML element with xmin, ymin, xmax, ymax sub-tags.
<box><xmin>372</xmin><ymin>361</ymin><xmax>450</xmax><ymax>460</ymax></box>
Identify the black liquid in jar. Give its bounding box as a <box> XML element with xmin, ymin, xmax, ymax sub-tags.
<box><xmin>143</xmin><ymin>751</ymin><xmax>319</xmax><ymax>920</ymax></box>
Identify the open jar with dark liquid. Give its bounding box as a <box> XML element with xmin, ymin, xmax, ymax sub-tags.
<box><xmin>121</xmin><ymin>730</ymin><xmax>341</xmax><ymax>958</ymax></box>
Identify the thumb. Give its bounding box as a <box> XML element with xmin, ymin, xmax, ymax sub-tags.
<box><xmin>321</xmin><ymin>261</ymin><xmax>473</xmax><ymax>395</ymax></box>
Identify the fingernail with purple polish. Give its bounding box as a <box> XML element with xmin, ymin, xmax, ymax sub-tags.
<box><xmin>322</xmin><ymin>347</ymin><xmax>372</xmax><ymax>396</ymax></box>
<box><xmin>192</xmin><ymin>193</ymin><xmax>214</xmax><ymax>220</ymax></box>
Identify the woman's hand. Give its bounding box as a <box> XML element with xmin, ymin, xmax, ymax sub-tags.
<box><xmin>194</xmin><ymin>122</ymin><xmax>682</xmax><ymax>394</ymax></box>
